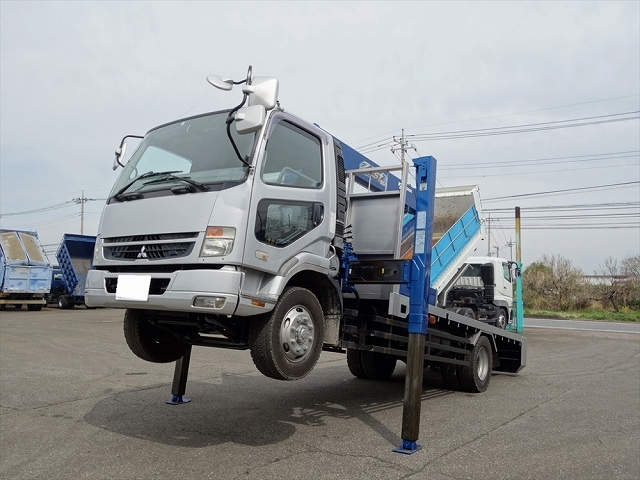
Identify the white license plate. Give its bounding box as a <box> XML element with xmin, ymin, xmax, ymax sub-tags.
<box><xmin>115</xmin><ymin>275</ymin><xmax>151</xmax><ymax>302</ymax></box>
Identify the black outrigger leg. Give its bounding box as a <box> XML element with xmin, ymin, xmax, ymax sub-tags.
<box><xmin>166</xmin><ymin>345</ymin><xmax>192</xmax><ymax>405</ymax></box>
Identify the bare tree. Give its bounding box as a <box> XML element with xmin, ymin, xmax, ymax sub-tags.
<box><xmin>523</xmin><ymin>254</ymin><xmax>587</xmax><ymax>310</ymax></box>
<box><xmin>621</xmin><ymin>254</ymin><xmax>640</xmax><ymax>308</ymax></box>
<box><xmin>596</xmin><ymin>257</ymin><xmax>625</xmax><ymax>311</ymax></box>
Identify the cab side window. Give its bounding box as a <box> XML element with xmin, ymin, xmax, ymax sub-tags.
<box><xmin>503</xmin><ymin>263</ymin><xmax>512</xmax><ymax>283</ymax></box>
<box><xmin>261</xmin><ymin>121</ymin><xmax>322</xmax><ymax>188</ymax></box>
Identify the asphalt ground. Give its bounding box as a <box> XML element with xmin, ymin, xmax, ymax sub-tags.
<box><xmin>1</xmin><ymin>307</ymin><xmax>639</xmax><ymax>480</ymax></box>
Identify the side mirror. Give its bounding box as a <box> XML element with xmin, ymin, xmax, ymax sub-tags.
<box><xmin>206</xmin><ymin>74</ymin><xmax>234</xmax><ymax>91</ymax></box>
<box><xmin>480</xmin><ymin>263</ymin><xmax>495</xmax><ymax>286</ymax></box>
<box><xmin>235</xmin><ymin>105</ymin><xmax>266</xmax><ymax>134</ymax></box>
<box><xmin>113</xmin><ymin>135</ymin><xmax>143</xmax><ymax>170</ymax></box>
<box><xmin>113</xmin><ymin>142</ymin><xmax>127</xmax><ymax>170</ymax></box>
<box><xmin>244</xmin><ymin>76</ymin><xmax>279</xmax><ymax>110</ymax></box>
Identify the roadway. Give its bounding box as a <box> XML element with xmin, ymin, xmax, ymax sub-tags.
<box><xmin>1</xmin><ymin>307</ymin><xmax>639</xmax><ymax>479</ymax></box>
<box><xmin>524</xmin><ymin>316</ymin><xmax>640</xmax><ymax>334</ymax></box>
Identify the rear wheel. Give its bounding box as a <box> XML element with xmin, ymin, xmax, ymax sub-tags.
<box><xmin>249</xmin><ymin>287</ymin><xmax>324</xmax><ymax>381</ymax></box>
<box><xmin>361</xmin><ymin>351</ymin><xmax>397</xmax><ymax>380</ymax></box>
<box><xmin>347</xmin><ymin>349</ymin><xmax>397</xmax><ymax>380</ymax></box>
<box><xmin>458</xmin><ymin>335</ymin><xmax>492</xmax><ymax>393</ymax></box>
<box><xmin>440</xmin><ymin>363</ymin><xmax>461</xmax><ymax>390</ymax></box>
<box><xmin>123</xmin><ymin>309</ymin><xmax>189</xmax><ymax>363</ymax></box>
<box><xmin>27</xmin><ymin>304</ymin><xmax>43</xmax><ymax>311</ymax></box>
<box><xmin>58</xmin><ymin>296</ymin><xmax>74</xmax><ymax>309</ymax></box>
<box><xmin>346</xmin><ymin>349</ymin><xmax>367</xmax><ymax>378</ymax></box>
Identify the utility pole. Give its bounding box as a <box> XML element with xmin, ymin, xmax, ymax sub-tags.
<box><xmin>507</xmin><ymin>238</ymin><xmax>514</xmax><ymax>261</ymax></box>
<box><xmin>391</xmin><ymin>129</ymin><xmax>416</xmax><ymax>165</ymax></box>
<box><xmin>72</xmin><ymin>190</ymin><xmax>95</xmax><ymax>235</ymax></box>
<box><xmin>493</xmin><ymin>246</ymin><xmax>500</xmax><ymax>258</ymax></box>
<box><xmin>487</xmin><ymin>213</ymin><xmax>491</xmax><ymax>255</ymax></box>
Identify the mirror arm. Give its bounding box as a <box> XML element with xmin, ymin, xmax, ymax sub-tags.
<box><xmin>114</xmin><ymin>134</ymin><xmax>144</xmax><ymax>170</ymax></box>
<box><xmin>225</xmin><ymin>93</ymin><xmax>251</xmax><ymax>167</ymax></box>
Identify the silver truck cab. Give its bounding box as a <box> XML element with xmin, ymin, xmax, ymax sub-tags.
<box><xmin>86</xmin><ymin>70</ymin><xmax>345</xmax><ymax>380</ymax></box>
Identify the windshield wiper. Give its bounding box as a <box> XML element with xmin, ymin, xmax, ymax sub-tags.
<box><xmin>143</xmin><ymin>173</ymin><xmax>210</xmax><ymax>192</ymax></box>
<box><xmin>111</xmin><ymin>170</ymin><xmax>182</xmax><ymax>201</ymax></box>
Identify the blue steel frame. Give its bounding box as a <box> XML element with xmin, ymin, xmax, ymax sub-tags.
<box><xmin>394</xmin><ymin>156</ymin><xmax>437</xmax><ymax>455</ymax></box>
<box><xmin>408</xmin><ymin>156</ymin><xmax>437</xmax><ymax>335</ymax></box>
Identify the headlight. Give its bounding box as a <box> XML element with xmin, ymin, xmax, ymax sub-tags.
<box><xmin>200</xmin><ymin>227</ymin><xmax>236</xmax><ymax>257</ymax></box>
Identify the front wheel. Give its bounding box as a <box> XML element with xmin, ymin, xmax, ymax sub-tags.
<box><xmin>495</xmin><ymin>309</ymin><xmax>508</xmax><ymax>329</ymax></box>
<box><xmin>458</xmin><ymin>335</ymin><xmax>493</xmax><ymax>393</ymax></box>
<box><xmin>457</xmin><ymin>307</ymin><xmax>476</xmax><ymax>319</ymax></box>
<box><xmin>123</xmin><ymin>309</ymin><xmax>189</xmax><ymax>363</ymax></box>
<box><xmin>249</xmin><ymin>287</ymin><xmax>324</xmax><ymax>381</ymax></box>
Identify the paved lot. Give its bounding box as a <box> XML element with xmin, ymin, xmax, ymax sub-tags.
<box><xmin>1</xmin><ymin>307</ymin><xmax>639</xmax><ymax>480</ymax></box>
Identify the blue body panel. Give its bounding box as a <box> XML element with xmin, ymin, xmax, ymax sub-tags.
<box><xmin>0</xmin><ymin>228</ymin><xmax>52</xmax><ymax>294</ymax></box>
<box><xmin>56</xmin><ymin>234</ymin><xmax>96</xmax><ymax>298</ymax></box>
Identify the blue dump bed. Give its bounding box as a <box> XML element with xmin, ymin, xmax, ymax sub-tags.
<box><xmin>56</xmin><ymin>234</ymin><xmax>96</xmax><ymax>298</ymax></box>
<box><xmin>0</xmin><ymin>228</ymin><xmax>52</xmax><ymax>295</ymax></box>
<box><xmin>429</xmin><ymin>187</ymin><xmax>483</xmax><ymax>290</ymax></box>
<box><xmin>399</xmin><ymin>186</ymin><xmax>484</xmax><ymax>293</ymax></box>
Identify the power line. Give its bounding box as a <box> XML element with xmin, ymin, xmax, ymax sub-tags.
<box><xmin>351</xmin><ymin>93</ymin><xmax>640</xmax><ymax>148</ymax></box>
<box><xmin>358</xmin><ymin>111</ymin><xmax>639</xmax><ymax>153</ymax></box>
<box><xmin>439</xmin><ymin>150</ymin><xmax>639</xmax><ymax>170</ymax></box>
<box><xmin>485</xmin><ymin>201</ymin><xmax>639</xmax><ymax>212</ymax></box>
<box><xmin>0</xmin><ymin>201</ymin><xmax>76</xmax><ymax>216</ymax></box>
<box><xmin>483</xmin><ymin>181</ymin><xmax>640</xmax><ymax>202</ymax></box>
<box><xmin>439</xmin><ymin>159</ymin><xmax>638</xmax><ymax>180</ymax></box>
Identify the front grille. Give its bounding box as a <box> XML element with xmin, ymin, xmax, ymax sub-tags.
<box><xmin>102</xmin><ymin>231</ymin><xmax>198</xmax><ymax>261</ymax></box>
<box><xmin>105</xmin><ymin>242</ymin><xmax>195</xmax><ymax>260</ymax></box>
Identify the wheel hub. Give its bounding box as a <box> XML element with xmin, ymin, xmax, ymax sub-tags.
<box><xmin>280</xmin><ymin>306</ymin><xmax>315</xmax><ymax>362</ymax></box>
<box><xmin>477</xmin><ymin>348</ymin><xmax>490</xmax><ymax>381</ymax></box>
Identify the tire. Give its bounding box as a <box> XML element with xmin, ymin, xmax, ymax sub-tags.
<box><xmin>440</xmin><ymin>363</ymin><xmax>460</xmax><ymax>390</ymax></box>
<box><xmin>58</xmin><ymin>296</ymin><xmax>70</xmax><ymax>309</ymax></box>
<box><xmin>123</xmin><ymin>309</ymin><xmax>189</xmax><ymax>363</ymax></box>
<box><xmin>458</xmin><ymin>335</ymin><xmax>493</xmax><ymax>393</ymax></box>
<box><xmin>495</xmin><ymin>309</ymin><xmax>508</xmax><ymax>330</ymax></box>
<box><xmin>361</xmin><ymin>351</ymin><xmax>397</xmax><ymax>380</ymax></box>
<box><xmin>346</xmin><ymin>349</ymin><xmax>396</xmax><ymax>380</ymax></box>
<box><xmin>27</xmin><ymin>304</ymin><xmax>43</xmax><ymax>311</ymax></box>
<box><xmin>458</xmin><ymin>307</ymin><xmax>476</xmax><ymax>319</ymax></box>
<box><xmin>249</xmin><ymin>286</ymin><xmax>324</xmax><ymax>381</ymax></box>
<box><xmin>346</xmin><ymin>349</ymin><xmax>367</xmax><ymax>378</ymax></box>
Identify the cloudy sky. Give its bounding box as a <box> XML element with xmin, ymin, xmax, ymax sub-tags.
<box><xmin>1</xmin><ymin>1</ymin><xmax>638</xmax><ymax>273</ymax></box>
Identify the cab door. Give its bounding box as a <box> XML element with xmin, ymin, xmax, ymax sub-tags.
<box><xmin>242</xmin><ymin>113</ymin><xmax>333</xmax><ymax>275</ymax></box>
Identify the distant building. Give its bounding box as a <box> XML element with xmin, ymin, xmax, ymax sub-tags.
<box><xmin>583</xmin><ymin>275</ymin><xmax>630</xmax><ymax>286</ymax></box>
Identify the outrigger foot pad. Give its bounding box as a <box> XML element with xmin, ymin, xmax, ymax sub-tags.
<box><xmin>393</xmin><ymin>440</ymin><xmax>422</xmax><ymax>455</ymax></box>
<box><xmin>166</xmin><ymin>395</ymin><xmax>191</xmax><ymax>405</ymax></box>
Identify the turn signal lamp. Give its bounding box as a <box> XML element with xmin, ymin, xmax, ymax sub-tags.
<box><xmin>200</xmin><ymin>227</ymin><xmax>235</xmax><ymax>257</ymax></box>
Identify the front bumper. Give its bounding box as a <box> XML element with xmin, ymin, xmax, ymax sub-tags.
<box><xmin>85</xmin><ymin>268</ymin><xmax>244</xmax><ymax>315</ymax></box>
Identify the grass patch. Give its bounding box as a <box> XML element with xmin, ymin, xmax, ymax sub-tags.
<box><xmin>525</xmin><ymin>308</ymin><xmax>640</xmax><ymax>322</ymax></box>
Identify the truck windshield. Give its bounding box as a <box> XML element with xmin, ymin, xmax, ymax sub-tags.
<box><xmin>109</xmin><ymin>111</ymin><xmax>255</xmax><ymax>199</ymax></box>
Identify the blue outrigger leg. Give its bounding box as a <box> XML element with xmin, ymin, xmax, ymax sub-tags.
<box><xmin>394</xmin><ymin>156</ymin><xmax>437</xmax><ymax>454</ymax></box>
